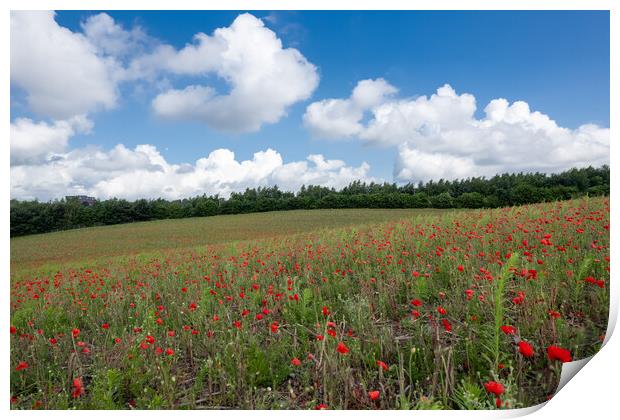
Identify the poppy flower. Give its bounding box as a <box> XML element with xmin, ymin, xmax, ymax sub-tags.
<box><xmin>376</xmin><ymin>360</ymin><xmax>389</xmax><ymax>371</ymax></box>
<box><xmin>315</xmin><ymin>404</ymin><xmax>328</xmax><ymax>410</ymax></box>
<box><xmin>442</xmin><ymin>318</ymin><xmax>452</xmax><ymax>332</ymax></box>
<box><xmin>368</xmin><ymin>390</ymin><xmax>380</xmax><ymax>401</ymax></box>
<box><xmin>484</xmin><ymin>381</ymin><xmax>505</xmax><ymax>396</ymax></box>
<box><xmin>101</xmin><ymin>323</ymin><xmax>110</xmax><ymax>330</ymax></box>
<box><xmin>437</xmin><ymin>306</ymin><xmax>447</xmax><ymax>315</ymax></box>
<box><xmin>165</xmin><ymin>348</ymin><xmax>174</xmax><ymax>356</ymax></box>
<box><xmin>464</xmin><ymin>289</ymin><xmax>474</xmax><ymax>300</ymax></box>
<box><xmin>72</xmin><ymin>377</ymin><xmax>84</xmax><ymax>398</ymax></box>
<box><xmin>72</xmin><ymin>328</ymin><xmax>80</xmax><ymax>338</ymax></box>
<box><xmin>500</xmin><ymin>325</ymin><xmax>516</xmax><ymax>335</ymax></box>
<box><xmin>336</xmin><ymin>342</ymin><xmax>350</xmax><ymax>354</ymax></box>
<box><xmin>10</xmin><ymin>326</ymin><xmax>16</xmax><ymax>334</ymax></box>
<box><xmin>291</xmin><ymin>357</ymin><xmax>301</xmax><ymax>366</ymax></box>
<box><xmin>15</xmin><ymin>361</ymin><xmax>29</xmax><ymax>371</ymax></box>
<box><xmin>547</xmin><ymin>346</ymin><xmax>572</xmax><ymax>363</ymax></box>
<box><xmin>457</xmin><ymin>265</ymin><xmax>464</xmax><ymax>272</ymax></box>
<box><xmin>518</xmin><ymin>341</ymin><xmax>535</xmax><ymax>357</ymax></box>
<box><xmin>411</xmin><ymin>299</ymin><xmax>422</xmax><ymax>307</ymax></box>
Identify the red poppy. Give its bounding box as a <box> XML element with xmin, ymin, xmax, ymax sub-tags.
<box><xmin>376</xmin><ymin>360</ymin><xmax>389</xmax><ymax>371</ymax></box>
<box><xmin>72</xmin><ymin>328</ymin><xmax>80</xmax><ymax>338</ymax></box>
<box><xmin>500</xmin><ymin>325</ymin><xmax>516</xmax><ymax>335</ymax></box>
<box><xmin>291</xmin><ymin>357</ymin><xmax>301</xmax><ymax>366</ymax></box>
<box><xmin>10</xmin><ymin>326</ymin><xmax>16</xmax><ymax>334</ymax></box>
<box><xmin>315</xmin><ymin>404</ymin><xmax>328</xmax><ymax>410</ymax></box>
<box><xmin>101</xmin><ymin>323</ymin><xmax>110</xmax><ymax>330</ymax></box>
<box><xmin>72</xmin><ymin>377</ymin><xmax>84</xmax><ymax>398</ymax></box>
<box><xmin>484</xmin><ymin>381</ymin><xmax>505</xmax><ymax>396</ymax></box>
<box><xmin>165</xmin><ymin>348</ymin><xmax>174</xmax><ymax>356</ymax></box>
<box><xmin>547</xmin><ymin>345</ymin><xmax>572</xmax><ymax>363</ymax></box>
<box><xmin>336</xmin><ymin>342</ymin><xmax>350</xmax><ymax>354</ymax></box>
<box><xmin>518</xmin><ymin>341</ymin><xmax>534</xmax><ymax>358</ymax></box>
<box><xmin>437</xmin><ymin>306</ymin><xmax>447</xmax><ymax>315</ymax></box>
<box><xmin>15</xmin><ymin>361</ymin><xmax>29</xmax><ymax>371</ymax></box>
<box><xmin>368</xmin><ymin>390</ymin><xmax>380</xmax><ymax>401</ymax></box>
<box><xmin>457</xmin><ymin>265</ymin><xmax>464</xmax><ymax>272</ymax></box>
<box><xmin>442</xmin><ymin>318</ymin><xmax>452</xmax><ymax>332</ymax></box>
<box><xmin>411</xmin><ymin>299</ymin><xmax>422</xmax><ymax>307</ymax></box>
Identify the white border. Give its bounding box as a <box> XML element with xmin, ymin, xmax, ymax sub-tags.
<box><xmin>2</xmin><ymin>1</ymin><xmax>617</xmax><ymax>419</ymax></box>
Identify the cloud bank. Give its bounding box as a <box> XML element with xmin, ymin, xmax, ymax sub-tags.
<box><xmin>304</xmin><ymin>80</ymin><xmax>609</xmax><ymax>182</ymax></box>
<box><xmin>10</xmin><ymin>132</ymin><xmax>373</xmax><ymax>201</ymax></box>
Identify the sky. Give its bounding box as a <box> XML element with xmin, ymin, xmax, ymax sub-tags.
<box><xmin>9</xmin><ymin>10</ymin><xmax>610</xmax><ymax>201</ymax></box>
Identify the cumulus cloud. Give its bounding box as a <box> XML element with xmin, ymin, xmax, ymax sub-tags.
<box><xmin>12</xmin><ymin>11</ymin><xmax>317</xmax><ymax>134</ymax></box>
<box><xmin>304</xmin><ymin>80</ymin><xmax>609</xmax><ymax>182</ymax></box>
<box><xmin>10</xmin><ymin>141</ymin><xmax>374</xmax><ymax>201</ymax></box>
<box><xmin>80</xmin><ymin>12</ymin><xmax>148</xmax><ymax>58</ymax></box>
<box><xmin>149</xmin><ymin>13</ymin><xmax>319</xmax><ymax>132</ymax></box>
<box><xmin>10</xmin><ymin>116</ymin><xmax>93</xmax><ymax>165</ymax></box>
<box><xmin>304</xmin><ymin>78</ymin><xmax>397</xmax><ymax>138</ymax></box>
<box><xmin>10</xmin><ymin>11</ymin><xmax>121</xmax><ymax>119</ymax></box>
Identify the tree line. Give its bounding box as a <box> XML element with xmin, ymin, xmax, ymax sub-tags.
<box><xmin>10</xmin><ymin>165</ymin><xmax>609</xmax><ymax>237</ymax></box>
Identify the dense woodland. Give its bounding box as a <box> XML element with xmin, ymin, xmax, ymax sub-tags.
<box><xmin>10</xmin><ymin>166</ymin><xmax>609</xmax><ymax>237</ymax></box>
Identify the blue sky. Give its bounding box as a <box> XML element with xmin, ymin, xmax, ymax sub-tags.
<box><xmin>10</xmin><ymin>10</ymin><xmax>610</xmax><ymax>201</ymax></box>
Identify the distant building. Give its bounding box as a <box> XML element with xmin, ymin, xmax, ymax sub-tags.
<box><xmin>65</xmin><ymin>195</ymin><xmax>98</xmax><ymax>206</ymax></box>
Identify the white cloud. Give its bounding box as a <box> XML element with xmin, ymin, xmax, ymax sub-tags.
<box><xmin>303</xmin><ymin>78</ymin><xmax>397</xmax><ymax>138</ymax></box>
<box><xmin>10</xmin><ymin>11</ymin><xmax>120</xmax><ymax>119</ymax></box>
<box><xmin>149</xmin><ymin>13</ymin><xmax>319</xmax><ymax>132</ymax></box>
<box><xmin>11</xmin><ymin>11</ymin><xmax>318</xmax><ymax>135</ymax></box>
<box><xmin>10</xmin><ymin>142</ymin><xmax>374</xmax><ymax>201</ymax></box>
<box><xmin>80</xmin><ymin>13</ymin><xmax>148</xmax><ymax>58</ymax></box>
<box><xmin>304</xmin><ymin>81</ymin><xmax>609</xmax><ymax>182</ymax></box>
<box><xmin>10</xmin><ymin>116</ymin><xmax>93</xmax><ymax>165</ymax></box>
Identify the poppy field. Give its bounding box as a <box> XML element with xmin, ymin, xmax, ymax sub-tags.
<box><xmin>9</xmin><ymin>197</ymin><xmax>610</xmax><ymax>409</ymax></box>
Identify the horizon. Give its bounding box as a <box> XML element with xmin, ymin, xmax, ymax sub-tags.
<box><xmin>11</xmin><ymin>164</ymin><xmax>609</xmax><ymax>204</ymax></box>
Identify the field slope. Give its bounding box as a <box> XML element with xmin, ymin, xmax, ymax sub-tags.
<box><xmin>10</xmin><ymin>198</ymin><xmax>609</xmax><ymax>409</ymax></box>
<box><xmin>11</xmin><ymin>208</ymin><xmax>444</xmax><ymax>271</ymax></box>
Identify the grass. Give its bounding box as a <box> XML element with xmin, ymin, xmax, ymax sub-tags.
<box><xmin>10</xmin><ymin>198</ymin><xmax>609</xmax><ymax>409</ymax></box>
<box><xmin>11</xmin><ymin>208</ymin><xmax>445</xmax><ymax>271</ymax></box>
